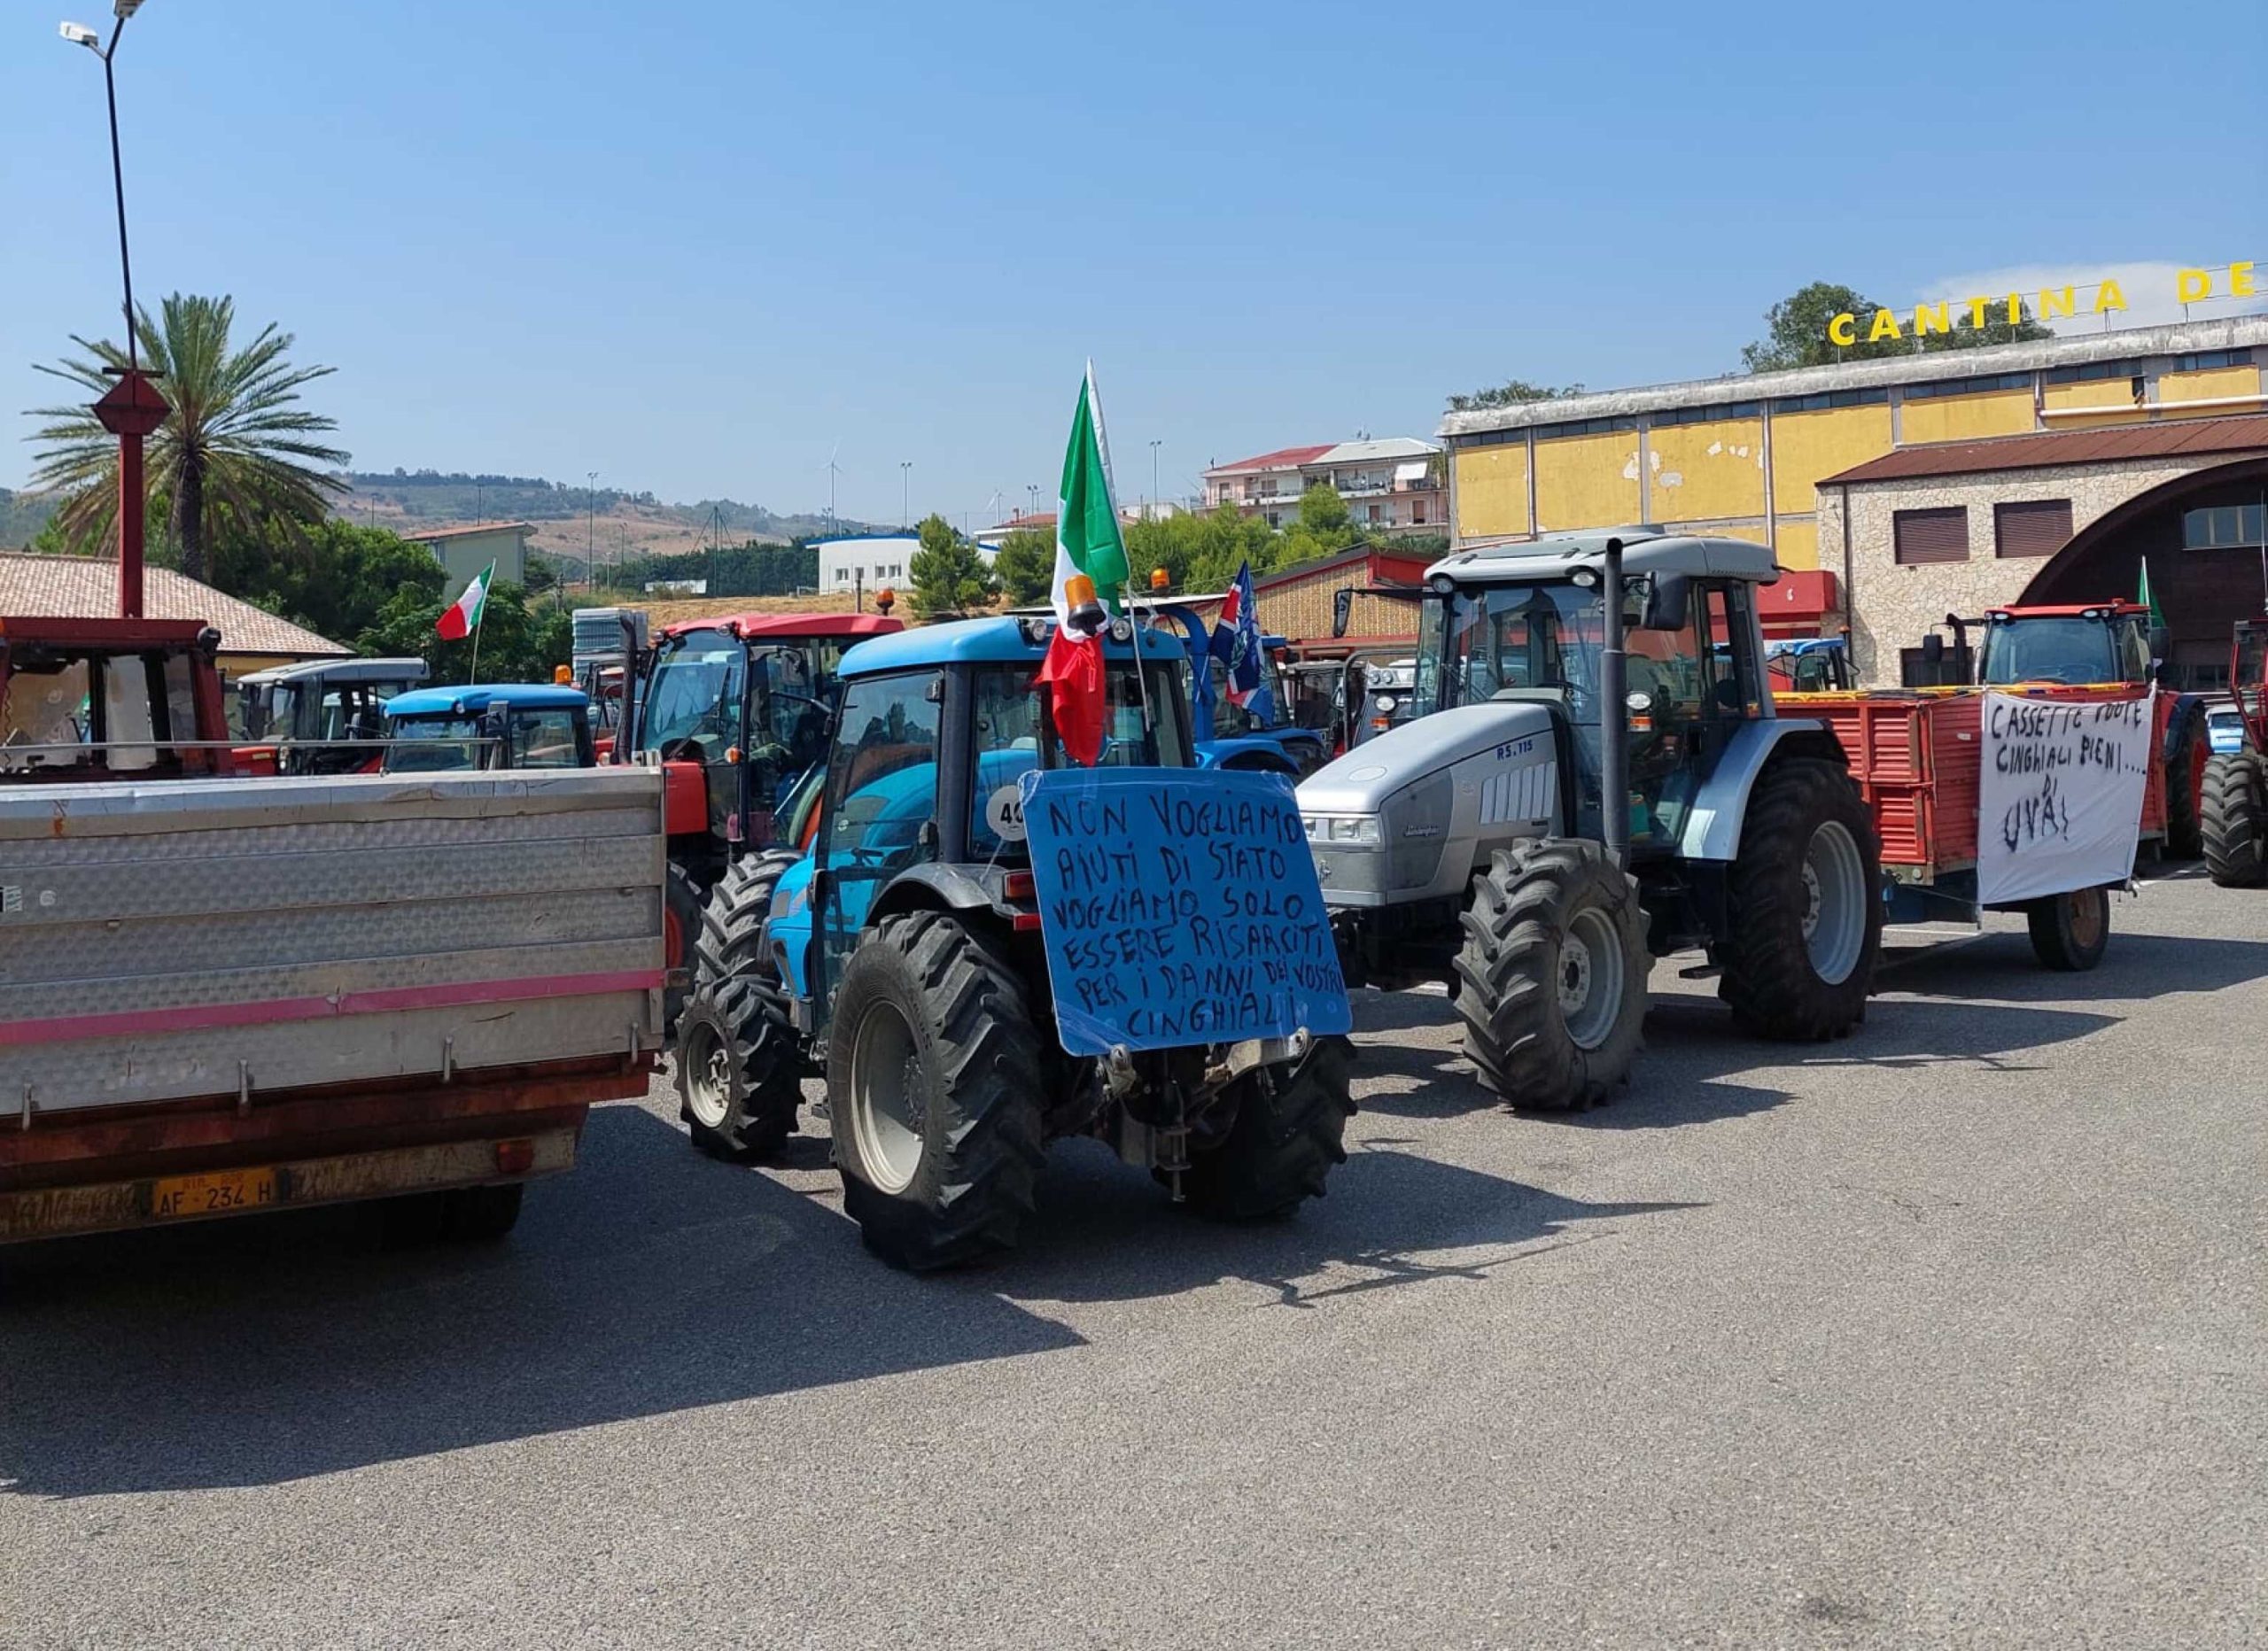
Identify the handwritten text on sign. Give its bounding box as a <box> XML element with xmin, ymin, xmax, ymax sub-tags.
<box><xmin>1020</xmin><ymin>767</ymin><xmax>1352</xmax><ymax>1057</ymax></box>
<box><xmin>1975</xmin><ymin>691</ymin><xmax>2154</xmax><ymax>905</ymax></box>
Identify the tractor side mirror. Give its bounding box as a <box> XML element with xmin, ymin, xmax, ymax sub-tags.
<box><xmin>1921</xmin><ymin>633</ymin><xmax>1945</xmax><ymax>667</ymax></box>
<box><xmin>1332</xmin><ymin>587</ymin><xmax>1354</xmax><ymax>640</ymax></box>
<box><xmin>1637</xmin><ymin>573</ymin><xmax>1689</xmax><ymax>631</ymax></box>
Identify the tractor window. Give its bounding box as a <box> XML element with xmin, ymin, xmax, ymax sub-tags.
<box><xmin>825</xmin><ymin>670</ymin><xmax>944</xmax><ymax>869</ymax></box>
<box><xmin>639</xmin><ymin>632</ymin><xmax>745</xmax><ymax>756</ymax></box>
<box><xmin>384</xmin><ymin>717</ymin><xmax>489</xmax><ymax>772</ymax></box>
<box><xmin>509</xmin><ymin>708</ymin><xmax>587</xmax><ymax>768</ymax></box>
<box><xmin>967</xmin><ymin>660</ymin><xmax>1191</xmax><ymax>855</ymax></box>
<box><xmin>1980</xmin><ymin>618</ymin><xmax>2119</xmax><ymax>686</ymax></box>
<box><xmin>0</xmin><ymin>655</ymin><xmax>94</xmax><ymax>772</ymax></box>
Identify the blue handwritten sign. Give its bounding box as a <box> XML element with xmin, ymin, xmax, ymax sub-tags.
<box><xmin>1019</xmin><ymin>766</ymin><xmax>1352</xmax><ymax>1057</ymax></box>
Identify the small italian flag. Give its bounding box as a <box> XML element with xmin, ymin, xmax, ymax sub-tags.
<box><xmin>1033</xmin><ymin>364</ymin><xmax>1130</xmax><ymax>766</ymax></box>
<box><xmin>436</xmin><ymin>561</ymin><xmax>495</xmax><ymax>641</ymax></box>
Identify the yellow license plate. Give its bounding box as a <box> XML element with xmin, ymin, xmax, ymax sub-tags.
<box><xmin>148</xmin><ymin>1167</ymin><xmax>278</xmax><ymax>1221</ymax></box>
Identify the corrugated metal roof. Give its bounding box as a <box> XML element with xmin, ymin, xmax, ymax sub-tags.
<box><xmin>1313</xmin><ymin>437</ymin><xmax>1441</xmax><ymax>465</ymax></box>
<box><xmin>1823</xmin><ymin>414</ymin><xmax>2268</xmax><ymax>485</ymax></box>
<box><xmin>0</xmin><ymin>553</ymin><xmax>352</xmax><ymax>657</ymax></box>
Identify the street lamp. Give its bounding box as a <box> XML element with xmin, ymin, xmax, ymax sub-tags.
<box><xmin>1149</xmin><ymin>439</ymin><xmax>1161</xmax><ymax>521</ymax></box>
<box><xmin>61</xmin><ymin>0</ymin><xmax>165</xmax><ymax>618</ymax></box>
<box><xmin>586</xmin><ymin>471</ymin><xmax>599</xmax><ymax>587</ymax></box>
<box><xmin>900</xmin><ymin>461</ymin><xmax>912</xmax><ymax>529</ymax></box>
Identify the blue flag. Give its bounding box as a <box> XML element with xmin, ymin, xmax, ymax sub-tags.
<box><xmin>1209</xmin><ymin>559</ymin><xmax>1276</xmax><ymax>725</ymax></box>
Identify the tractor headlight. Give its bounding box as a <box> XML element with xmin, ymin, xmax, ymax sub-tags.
<box><xmin>1302</xmin><ymin>812</ymin><xmax>1381</xmax><ymax>847</ymax></box>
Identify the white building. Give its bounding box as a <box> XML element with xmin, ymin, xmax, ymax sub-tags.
<box><xmin>1201</xmin><ymin>438</ymin><xmax>1445</xmax><ymax>532</ymax></box>
<box><xmin>813</xmin><ymin>533</ymin><xmax>920</xmax><ymax>594</ymax></box>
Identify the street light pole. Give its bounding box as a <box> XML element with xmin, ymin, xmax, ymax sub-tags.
<box><xmin>900</xmin><ymin>461</ymin><xmax>912</xmax><ymax>530</ymax></box>
<box><xmin>1149</xmin><ymin>439</ymin><xmax>1161</xmax><ymax>521</ymax></box>
<box><xmin>586</xmin><ymin>470</ymin><xmax>598</xmax><ymax>590</ymax></box>
<box><xmin>64</xmin><ymin>2</ymin><xmax>166</xmax><ymax>619</ymax></box>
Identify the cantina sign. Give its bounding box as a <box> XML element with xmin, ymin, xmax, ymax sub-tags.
<box><xmin>1828</xmin><ymin>263</ymin><xmax>2256</xmax><ymax>346</ymax></box>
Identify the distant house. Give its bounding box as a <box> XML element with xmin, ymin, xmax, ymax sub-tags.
<box><xmin>0</xmin><ymin>552</ymin><xmax>351</xmax><ymax>679</ymax></box>
<box><xmin>400</xmin><ymin>520</ymin><xmax>532</xmax><ymax>593</ymax></box>
<box><xmin>812</xmin><ymin>532</ymin><xmax>976</xmax><ymax>594</ymax></box>
<box><xmin>1203</xmin><ymin>439</ymin><xmax>1446</xmax><ymax>532</ymax></box>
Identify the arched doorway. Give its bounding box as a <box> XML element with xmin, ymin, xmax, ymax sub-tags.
<box><xmin>2021</xmin><ymin>456</ymin><xmax>2268</xmax><ymax>689</ymax></box>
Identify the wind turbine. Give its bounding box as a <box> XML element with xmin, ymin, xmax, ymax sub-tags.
<box><xmin>819</xmin><ymin>444</ymin><xmax>846</xmax><ymax>531</ymax></box>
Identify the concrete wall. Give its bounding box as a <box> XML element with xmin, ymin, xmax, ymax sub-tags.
<box><xmin>1822</xmin><ymin>457</ymin><xmax>2216</xmax><ymax>683</ymax></box>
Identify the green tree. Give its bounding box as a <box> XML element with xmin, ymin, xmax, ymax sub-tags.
<box><xmin>27</xmin><ymin>294</ymin><xmax>349</xmax><ymax>582</ymax></box>
<box><xmin>356</xmin><ymin>580</ymin><xmax>571</xmax><ymax>684</ymax></box>
<box><xmin>906</xmin><ymin>513</ymin><xmax>998</xmax><ymax>617</ymax></box>
<box><xmin>1445</xmin><ymin>378</ymin><xmax>1585</xmax><ymax>413</ymax></box>
<box><xmin>990</xmin><ymin>526</ymin><xmax>1056</xmax><ymax>605</ymax></box>
<box><xmin>214</xmin><ymin>517</ymin><xmax>444</xmax><ymax>647</ymax></box>
<box><xmin>1741</xmin><ymin>279</ymin><xmax>2054</xmax><ymax>372</ymax></box>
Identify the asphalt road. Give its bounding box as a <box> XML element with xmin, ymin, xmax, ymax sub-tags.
<box><xmin>4</xmin><ymin>870</ymin><xmax>2263</xmax><ymax>1648</ymax></box>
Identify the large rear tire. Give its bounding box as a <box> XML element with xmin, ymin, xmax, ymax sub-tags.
<box><xmin>829</xmin><ymin>911</ymin><xmax>1046</xmax><ymax>1271</ymax></box>
<box><xmin>1453</xmin><ymin>839</ymin><xmax>1649</xmax><ymax>1112</ymax></box>
<box><xmin>2026</xmin><ymin>886</ymin><xmax>2110</xmax><ymax>971</ymax></box>
<box><xmin>676</xmin><ymin>851</ymin><xmax>804</xmax><ymax>1159</ymax></box>
<box><xmin>1718</xmin><ymin>758</ymin><xmax>1882</xmax><ymax>1040</ymax></box>
<box><xmin>2202</xmin><ymin>750</ymin><xmax>2267</xmax><ymax>888</ymax></box>
<box><xmin>1181</xmin><ymin>1039</ymin><xmax>1355</xmax><ymax>1220</ymax></box>
<box><xmin>662</xmin><ymin>862</ymin><xmax>706</xmax><ymax>1036</ymax></box>
<box><xmin>2163</xmin><ymin>701</ymin><xmax>2210</xmax><ymax>860</ymax></box>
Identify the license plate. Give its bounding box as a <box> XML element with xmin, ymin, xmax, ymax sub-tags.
<box><xmin>147</xmin><ymin>1167</ymin><xmax>278</xmax><ymax>1221</ymax></box>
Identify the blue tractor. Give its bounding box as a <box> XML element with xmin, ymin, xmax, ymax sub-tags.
<box><xmin>378</xmin><ymin>683</ymin><xmax>597</xmax><ymax>772</ymax></box>
<box><xmin>672</xmin><ymin>616</ymin><xmax>1356</xmax><ymax>1270</ymax></box>
<box><xmin>1138</xmin><ymin>601</ymin><xmax>1327</xmax><ymax>778</ymax></box>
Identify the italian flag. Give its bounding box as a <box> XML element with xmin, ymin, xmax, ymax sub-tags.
<box><xmin>436</xmin><ymin>561</ymin><xmax>494</xmax><ymax>641</ymax></box>
<box><xmin>1033</xmin><ymin>364</ymin><xmax>1130</xmax><ymax>766</ymax></box>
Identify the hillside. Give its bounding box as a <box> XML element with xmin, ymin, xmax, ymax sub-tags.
<box><xmin>338</xmin><ymin>469</ymin><xmax>886</xmax><ymax>572</ymax></box>
<box><xmin>0</xmin><ymin>488</ymin><xmax>58</xmax><ymax>547</ymax></box>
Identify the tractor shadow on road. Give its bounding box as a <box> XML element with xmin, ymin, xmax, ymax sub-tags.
<box><xmin>0</xmin><ymin>1103</ymin><xmax>1084</xmax><ymax>1500</ymax></box>
<box><xmin>1876</xmin><ymin>929</ymin><xmax>2268</xmax><ymax>1007</ymax></box>
<box><xmin>981</xmin><ymin>1139</ymin><xmax>1704</xmax><ymax>1311</ymax></box>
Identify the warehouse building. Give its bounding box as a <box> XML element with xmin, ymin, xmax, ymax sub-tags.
<box><xmin>1440</xmin><ymin>316</ymin><xmax>2268</xmax><ymax>681</ymax></box>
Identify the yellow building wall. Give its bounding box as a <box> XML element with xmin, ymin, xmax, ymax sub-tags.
<box><xmin>1452</xmin><ymin>445</ymin><xmax>1531</xmax><ymax>540</ymax></box>
<box><xmin>2159</xmin><ymin>364</ymin><xmax>2262</xmax><ymax>418</ymax></box>
<box><xmin>1769</xmin><ymin>403</ymin><xmax>1894</xmax><ymax>515</ymax></box>
<box><xmin>1646</xmin><ymin>418</ymin><xmax>1765</xmax><ymax>522</ymax></box>
<box><xmin>1898</xmin><ymin>389</ymin><xmax>2036</xmax><ymax>445</ymax></box>
<box><xmin>1533</xmin><ymin>430</ymin><xmax>1640</xmax><ymax>531</ymax></box>
<box><xmin>1774</xmin><ymin>517</ymin><xmax>1820</xmax><ymax>574</ymax></box>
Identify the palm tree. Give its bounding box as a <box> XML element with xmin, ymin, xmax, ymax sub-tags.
<box><xmin>27</xmin><ymin>293</ymin><xmax>349</xmax><ymax>583</ymax></box>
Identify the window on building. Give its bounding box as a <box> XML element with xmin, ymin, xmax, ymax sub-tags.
<box><xmin>1994</xmin><ymin>500</ymin><xmax>2073</xmax><ymax>559</ymax></box>
<box><xmin>1893</xmin><ymin>507</ymin><xmax>1969</xmax><ymax>565</ymax></box>
<box><xmin>2185</xmin><ymin>503</ymin><xmax>2268</xmax><ymax>548</ymax></box>
<box><xmin>1266</xmin><ymin>512</ymin><xmax>1282</xmax><ymax>529</ymax></box>
<box><xmin>1412</xmin><ymin>500</ymin><xmax>1427</xmax><ymax>525</ymax></box>
<box><xmin>2171</xmin><ymin>349</ymin><xmax>2254</xmax><ymax>372</ymax></box>
<box><xmin>1368</xmin><ymin>504</ymin><xmax>1381</xmax><ymax>523</ymax></box>
<box><xmin>2044</xmin><ymin>360</ymin><xmax>2142</xmax><ymax>385</ymax></box>
<box><xmin>1902</xmin><ymin>372</ymin><xmax>2036</xmax><ymax>401</ymax></box>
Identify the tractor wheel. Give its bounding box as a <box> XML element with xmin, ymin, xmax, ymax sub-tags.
<box><xmin>2026</xmin><ymin>886</ymin><xmax>2111</xmax><ymax>971</ymax></box>
<box><xmin>676</xmin><ymin>851</ymin><xmax>804</xmax><ymax>1159</ymax></box>
<box><xmin>1718</xmin><ymin>758</ymin><xmax>1882</xmax><ymax>1040</ymax></box>
<box><xmin>2202</xmin><ymin>750</ymin><xmax>2268</xmax><ymax>888</ymax></box>
<box><xmin>2163</xmin><ymin>701</ymin><xmax>2210</xmax><ymax>860</ymax></box>
<box><xmin>1452</xmin><ymin>839</ymin><xmax>1649</xmax><ymax>1111</ymax></box>
<box><xmin>662</xmin><ymin>862</ymin><xmax>707</xmax><ymax>1035</ymax></box>
<box><xmin>828</xmin><ymin>911</ymin><xmax>1045</xmax><ymax>1271</ymax></box>
<box><xmin>441</xmin><ymin>1183</ymin><xmax>524</xmax><ymax>1241</ymax></box>
<box><xmin>1180</xmin><ymin>1039</ymin><xmax>1355</xmax><ymax>1221</ymax></box>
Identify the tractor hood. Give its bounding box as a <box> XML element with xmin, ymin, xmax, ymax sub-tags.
<box><xmin>1299</xmin><ymin>701</ymin><xmax>1556</xmax><ymax>814</ymax></box>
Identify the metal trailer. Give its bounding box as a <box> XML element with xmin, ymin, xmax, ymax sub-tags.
<box><xmin>0</xmin><ymin>767</ymin><xmax>665</xmax><ymax>1244</ymax></box>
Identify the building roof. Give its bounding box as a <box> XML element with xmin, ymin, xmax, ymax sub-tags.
<box><xmin>398</xmin><ymin>520</ymin><xmax>536</xmax><ymax>542</ymax></box>
<box><xmin>1439</xmin><ymin>315</ymin><xmax>2268</xmax><ymax>438</ymax></box>
<box><xmin>1822</xmin><ymin>413</ymin><xmax>2268</xmax><ymax>485</ymax></box>
<box><xmin>385</xmin><ymin>684</ymin><xmax>590</xmax><ymax>717</ymax></box>
<box><xmin>1205</xmin><ymin>445</ymin><xmax>1336</xmax><ymax>478</ymax></box>
<box><xmin>809</xmin><ymin>532</ymin><xmax>921</xmax><ymax>547</ymax></box>
<box><xmin>1313</xmin><ymin>438</ymin><xmax>1441</xmax><ymax>465</ymax></box>
<box><xmin>0</xmin><ymin>552</ymin><xmax>351</xmax><ymax>657</ymax></box>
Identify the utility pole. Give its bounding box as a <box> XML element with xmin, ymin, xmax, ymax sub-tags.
<box><xmin>900</xmin><ymin>461</ymin><xmax>912</xmax><ymax>529</ymax></box>
<box><xmin>1150</xmin><ymin>439</ymin><xmax>1162</xmax><ymax>521</ymax></box>
<box><xmin>586</xmin><ymin>470</ymin><xmax>598</xmax><ymax>591</ymax></box>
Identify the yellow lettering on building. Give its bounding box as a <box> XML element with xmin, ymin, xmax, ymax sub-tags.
<box><xmin>1868</xmin><ymin>308</ymin><xmax>1903</xmax><ymax>344</ymax></box>
<box><xmin>2039</xmin><ymin>286</ymin><xmax>2075</xmax><ymax>321</ymax></box>
<box><xmin>1966</xmin><ymin>297</ymin><xmax>1990</xmax><ymax>329</ymax></box>
<box><xmin>2177</xmin><ymin>267</ymin><xmax>2212</xmax><ymax>303</ymax></box>
<box><xmin>2231</xmin><ymin>261</ymin><xmax>2256</xmax><ymax>298</ymax></box>
<box><xmin>2093</xmin><ymin>279</ymin><xmax>2127</xmax><ymax>315</ymax></box>
<box><xmin>2005</xmin><ymin>292</ymin><xmax>2023</xmax><ymax>325</ymax></box>
<box><xmin>1914</xmin><ymin>301</ymin><xmax>1950</xmax><ymax>337</ymax></box>
<box><xmin>1829</xmin><ymin>313</ymin><xmax>1858</xmax><ymax>347</ymax></box>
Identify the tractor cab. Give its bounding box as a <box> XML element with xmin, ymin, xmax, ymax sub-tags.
<box><xmin>1767</xmin><ymin>637</ymin><xmax>1852</xmax><ymax>694</ymax></box>
<box><xmin>379</xmin><ymin>683</ymin><xmax>596</xmax><ymax>773</ymax></box>
<box><xmin>0</xmin><ymin>616</ymin><xmax>233</xmax><ymax>783</ymax></box>
<box><xmin>1399</xmin><ymin>531</ymin><xmax>1779</xmax><ymax>857</ymax></box>
<box><xmin>236</xmin><ymin>655</ymin><xmax>429</xmax><ymax>775</ymax></box>
<box><xmin>1975</xmin><ymin>602</ymin><xmax>2156</xmax><ymax>688</ymax></box>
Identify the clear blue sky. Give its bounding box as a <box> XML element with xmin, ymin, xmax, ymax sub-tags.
<box><xmin>3</xmin><ymin>0</ymin><xmax>2260</xmax><ymax>524</ymax></box>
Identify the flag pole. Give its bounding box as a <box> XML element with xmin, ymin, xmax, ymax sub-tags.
<box><xmin>1084</xmin><ymin>358</ymin><xmax>1153</xmax><ymax>738</ymax></box>
<box><xmin>466</xmin><ymin>588</ymin><xmax>485</xmax><ymax>686</ymax></box>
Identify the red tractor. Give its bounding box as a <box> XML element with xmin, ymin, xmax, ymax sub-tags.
<box><xmin>0</xmin><ymin>616</ymin><xmax>236</xmax><ymax>781</ymax></box>
<box><xmin>2201</xmin><ymin>618</ymin><xmax>2268</xmax><ymax>887</ymax></box>
<box><xmin>615</xmin><ymin>611</ymin><xmax>903</xmax><ymax>1023</ymax></box>
<box><xmin>1924</xmin><ymin>601</ymin><xmax>2210</xmax><ymax>858</ymax></box>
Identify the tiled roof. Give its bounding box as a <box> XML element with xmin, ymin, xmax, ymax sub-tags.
<box><xmin>1205</xmin><ymin>445</ymin><xmax>1335</xmax><ymax>477</ymax></box>
<box><xmin>398</xmin><ymin>520</ymin><xmax>535</xmax><ymax>541</ymax></box>
<box><xmin>0</xmin><ymin>553</ymin><xmax>352</xmax><ymax>657</ymax></box>
<box><xmin>1824</xmin><ymin>414</ymin><xmax>2268</xmax><ymax>484</ymax></box>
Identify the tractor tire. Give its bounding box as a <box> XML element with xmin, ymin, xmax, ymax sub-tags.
<box><xmin>1452</xmin><ymin>839</ymin><xmax>1649</xmax><ymax>1112</ymax></box>
<box><xmin>2163</xmin><ymin>701</ymin><xmax>2210</xmax><ymax>860</ymax></box>
<box><xmin>829</xmin><ymin>911</ymin><xmax>1046</xmax><ymax>1271</ymax></box>
<box><xmin>676</xmin><ymin>851</ymin><xmax>804</xmax><ymax>1160</ymax></box>
<box><xmin>2026</xmin><ymin>886</ymin><xmax>2111</xmax><ymax>971</ymax></box>
<box><xmin>1718</xmin><ymin>758</ymin><xmax>1882</xmax><ymax>1041</ymax></box>
<box><xmin>1181</xmin><ymin>1039</ymin><xmax>1355</xmax><ymax>1221</ymax></box>
<box><xmin>441</xmin><ymin>1183</ymin><xmax>525</xmax><ymax>1241</ymax></box>
<box><xmin>2202</xmin><ymin>750</ymin><xmax>2268</xmax><ymax>888</ymax></box>
<box><xmin>662</xmin><ymin>862</ymin><xmax>707</xmax><ymax>1036</ymax></box>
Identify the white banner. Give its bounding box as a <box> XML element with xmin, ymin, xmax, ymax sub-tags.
<box><xmin>1976</xmin><ymin>691</ymin><xmax>2154</xmax><ymax>905</ymax></box>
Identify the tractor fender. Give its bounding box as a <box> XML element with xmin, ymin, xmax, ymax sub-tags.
<box><xmin>660</xmin><ymin>758</ymin><xmax>708</xmax><ymax>837</ymax></box>
<box><xmin>1677</xmin><ymin>719</ymin><xmax>1848</xmax><ymax>864</ymax></box>
<box><xmin>1199</xmin><ymin>735</ymin><xmax>1298</xmax><ymax>775</ymax></box>
<box><xmin>869</xmin><ymin>863</ymin><xmax>1006</xmax><ymax>924</ymax></box>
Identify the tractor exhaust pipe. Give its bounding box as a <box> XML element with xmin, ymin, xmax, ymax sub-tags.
<box><xmin>1599</xmin><ymin>537</ymin><xmax>1628</xmax><ymax>871</ymax></box>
